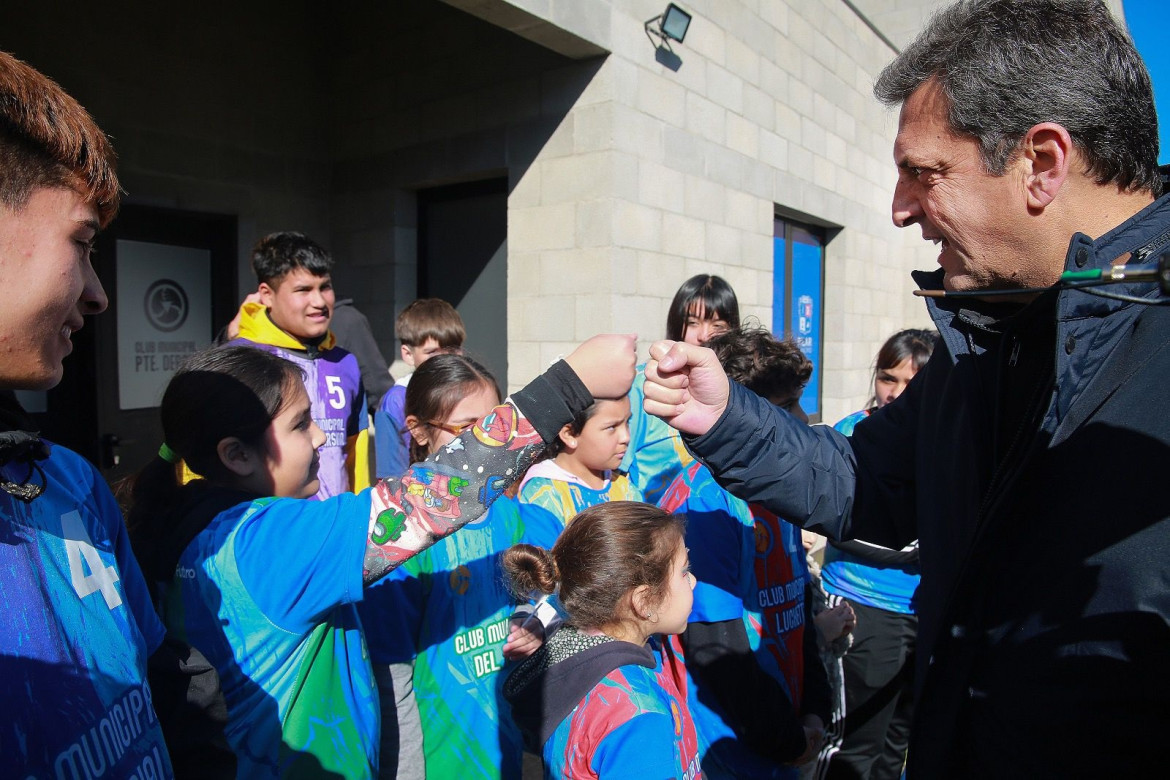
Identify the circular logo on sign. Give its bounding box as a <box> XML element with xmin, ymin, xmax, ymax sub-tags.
<box><xmin>144</xmin><ymin>279</ymin><xmax>189</xmax><ymax>333</ymax></box>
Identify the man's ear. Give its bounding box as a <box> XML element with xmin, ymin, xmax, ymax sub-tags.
<box><xmin>1022</xmin><ymin>122</ymin><xmax>1072</xmax><ymax>210</ymax></box>
<box><xmin>405</xmin><ymin>415</ymin><xmax>429</xmax><ymax>448</ymax></box>
<box><xmin>400</xmin><ymin>344</ymin><xmax>415</xmax><ymax>367</ymax></box>
<box><xmin>217</xmin><ymin>437</ymin><xmax>257</xmax><ymax>478</ymax></box>
<box><xmin>557</xmin><ymin>423</ymin><xmax>577</xmax><ymax>452</ymax></box>
<box><xmin>257</xmin><ymin>281</ymin><xmax>276</xmax><ymax>309</ymax></box>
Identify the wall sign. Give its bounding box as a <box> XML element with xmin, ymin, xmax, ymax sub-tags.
<box><xmin>116</xmin><ymin>240</ymin><xmax>212</xmax><ymax>410</ymax></box>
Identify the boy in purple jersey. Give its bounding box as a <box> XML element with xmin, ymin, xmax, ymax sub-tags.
<box><xmin>228</xmin><ymin>232</ymin><xmax>370</xmax><ymax>499</ymax></box>
<box><xmin>0</xmin><ymin>51</ymin><xmax>174</xmax><ymax>777</ymax></box>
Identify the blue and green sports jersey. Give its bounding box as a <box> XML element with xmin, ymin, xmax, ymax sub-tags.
<box><xmin>620</xmin><ymin>367</ymin><xmax>696</xmax><ymax>505</ymax></box>
<box><xmin>822</xmin><ymin>409</ymin><xmax>921</xmax><ymax>614</ymax></box>
<box><xmin>0</xmin><ymin>442</ymin><xmax>172</xmax><ymax>778</ymax></box>
<box><xmin>161</xmin><ymin>491</ymin><xmax>375</xmax><ymax>778</ymax></box>
<box><xmin>406</xmin><ymin>496</ymin><xmax>560</xmax><ymax>779</ymax></box>
<box><xmin>543</xmin><ymin>635</ymin><xmax>701</xmax><ymax>780</ymax></box>
<box><xmin>518</xmin><ymin>463</ymin><xmax>642</xmax><ymax>533</ymax></box>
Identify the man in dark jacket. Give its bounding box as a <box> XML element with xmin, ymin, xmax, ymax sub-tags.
<box><xmin>644</xmin><ymin>1</ymin><xmax>1169</xmax><ymax>777</ymax></box>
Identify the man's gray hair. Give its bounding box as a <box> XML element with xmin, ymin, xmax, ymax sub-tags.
<box><xmin>875</xmin><ymin>0</ymin><xmax>1161</xmax><ymax>196</ymax></box>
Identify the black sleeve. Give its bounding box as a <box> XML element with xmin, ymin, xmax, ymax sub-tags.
<box><xmin>800</xmin><ymin>585</ymin><xmax>832</xmax><ymax>724</ymax></box>
<box><xmin>509</xmin><ymin>359</ymin><xmax>593</xmax><ymax>444</ymax></box>
<box><xmin>680</xmin><ymin>618</ymin><xmax>807</xmax><ymax>762</ymax></box>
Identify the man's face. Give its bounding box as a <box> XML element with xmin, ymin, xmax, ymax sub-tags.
<box><xmin>260</xmin><ymin>268</ymin><xmax>334</xmax><ymax>342</ymax></box>
<box><xmin>891</xmin><ymin>81</ymin><xmax>1037</xmax><ymax>292</ymax></box>
<box><xmin>0</xmin><ymin>187</ymin><xmax>106</xmax><ymax>389</ymax></box>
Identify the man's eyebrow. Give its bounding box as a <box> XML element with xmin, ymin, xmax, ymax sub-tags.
<box><xmin>75</xmin><ymin>218</ymin><xmax>100</xmax><ymax>234</ymax></box>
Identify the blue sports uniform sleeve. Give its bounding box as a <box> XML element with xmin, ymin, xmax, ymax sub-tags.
<box><xmin>375</xmin><ymin>386</ymin><xmax>409</xmax><ymax>479</ymax></box>
<box><xmin>233</xmin><ymin>491</ymin><xmax>369</xmax><ymax>631</ymax></box>
<box><xmin>680</xmin><ymin>469</ymin><xmax>750</xmax><ymax>623</ymax></box>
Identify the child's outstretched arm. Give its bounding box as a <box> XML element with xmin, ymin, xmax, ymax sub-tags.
<box><xmin>362</xmin><ymin>334</ymin><xmax>636</xmax><ymax>584</ymax></box>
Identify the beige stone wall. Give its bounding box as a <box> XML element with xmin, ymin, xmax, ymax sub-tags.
<box><xmin>500</xmin><ymin>0</ymin><xmax>950</xmax><ymax>421</ymax></box>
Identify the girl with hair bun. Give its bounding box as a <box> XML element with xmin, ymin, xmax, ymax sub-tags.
<box><xmin>502</xmin><ymin>502</ymin><xmax>701</xmax><ymax>779</ymax></box>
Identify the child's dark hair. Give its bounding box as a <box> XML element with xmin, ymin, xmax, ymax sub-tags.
<box><xmin>665</xmin><ymin>274</ymin><xmax>740</xmax><ymax>342</ymax></box>
<box><xmin>396</xmin><ymin>298</ymin><xmax>466</xmax><ymax>349</ymax></box>
<box><xmin>868</xmin><ymin>328</ymin><xmax>937</xmax><ymax>409</ymax></box>
<box><xmin>251</xmin><ymin>231</ymin><xmax>333</xmax><ymax>286</ymax></box>
<box><xmin>404</xmin><ymin>352</ymin><xmax>500</xmax><ymax>463</ymax></box>
<box><xmin>706</xmin><ymin>327</ymin><xmax>811</xmax><ymax>402</ymax></box>
<box><xmin>124</xmin><ymin>346</ymin><xmax>303</xmax><ymax>540</ymax></box>
<box><xmin>543</xmin><ymin>401</ymin><xmax>603</xmax><ymax>458</ymax></box>
<box><xmin>502</xmin><ymin>502</ymin><xmax>685</xmax><ymax>630</ymax></box>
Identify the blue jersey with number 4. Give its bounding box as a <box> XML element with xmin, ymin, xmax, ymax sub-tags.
<box><xmin>0</xmin><ymin>442</ymin><xmax>172</xmax><ymax>779</ymax></box>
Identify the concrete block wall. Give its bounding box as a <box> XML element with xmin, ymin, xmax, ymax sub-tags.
<box><xmin>504</xmin><ymin>0</ymin><xmax>948</xmax><ymax>417</ymax></box>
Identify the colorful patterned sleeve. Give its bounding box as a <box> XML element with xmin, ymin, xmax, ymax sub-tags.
<box><xmin>363</xmin><ymin>360</ymin><xmax>591</xmax><ymax>583</ymax></box>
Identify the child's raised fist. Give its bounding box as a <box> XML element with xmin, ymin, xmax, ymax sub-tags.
<box><xmin>565</xmin><ymin>334</ymin><xmax>637</xmax><ymax>399</ymax></box>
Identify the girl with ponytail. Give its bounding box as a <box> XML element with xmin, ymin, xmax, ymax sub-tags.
<box><xmin>502</xmin><ymin>501</ymin><xmax>700</xmax><ymax>779</ymax></box>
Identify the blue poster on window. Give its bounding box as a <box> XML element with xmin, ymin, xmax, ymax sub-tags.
<box><xmin>773</xmin><ymin>221</ymin><xmax>823</xmax><ymax>418</ymax></box>
<box><xmin>790</xmin><ymin>232</ymin><xmax>822</xmax><ymax>417</ymax></box>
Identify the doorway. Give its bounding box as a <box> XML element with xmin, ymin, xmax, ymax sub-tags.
<box><xmin>418</xmin><ymin>178</ymin><xmax>508</xmax><ymax>384</ymax></box>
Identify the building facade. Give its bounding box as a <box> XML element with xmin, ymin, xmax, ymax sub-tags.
<box><xmin>5</xmin><ymin>0</ymin><xmax>1127</xmax><ymax>473</ymax></box>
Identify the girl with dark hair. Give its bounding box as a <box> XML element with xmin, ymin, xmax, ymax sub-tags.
<box><xmin>502</xmin><ymin>502</ymin><xmax>700</xmax><ymax>779</ymax></box>
<box><xmin>125</xmin><ymin>338</ymin><xmax>636</xmax><ymax>779</ymax></box>
<box><xmin>665</xmin><ymin>274</ymin><xmax>740</xmax><ymax>346</ymax></box>
<box><xmin>815</xmin><ymin>328</ymin><xmax>937</xmax><ymax>779</ymax></box>
<box><xmin>360</xmin><ymin>353</ymin><xmax>556</xmax><ymax>780</ymax></box>
<box><xmin>625</xmin><ymin>274</ymin><xmax>741</xmax><ymax>504</ymax></box>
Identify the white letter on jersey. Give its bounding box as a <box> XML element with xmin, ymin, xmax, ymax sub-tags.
<box><xmin>62</xmin><ymin>510</ymin><xmax>123</xmax><ymax>609</ymax></box>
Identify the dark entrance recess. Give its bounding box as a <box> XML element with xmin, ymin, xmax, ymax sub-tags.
<box><xmin>418</xmin><ymin>178</ymin><xmax>509</xmax><ymax>384</ymax></box>
<box><xmin>35</xmin><ymin>205</ymin><xmax>238</xmax><ymax>484</ymax></box>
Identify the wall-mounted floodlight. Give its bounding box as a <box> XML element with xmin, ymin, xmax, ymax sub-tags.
<box><xmin>646</xmin><ymin>3</ymin><xmax>692</xmax><ymax>46</ymax></box>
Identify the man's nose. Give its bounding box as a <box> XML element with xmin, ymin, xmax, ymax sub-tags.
<box><xmin>892</xmin><ymin>180</ymin><xmax>921</xmax><ymax>228</ymax></box>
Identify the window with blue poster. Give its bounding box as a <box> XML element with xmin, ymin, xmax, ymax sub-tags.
<box><xmin>773</xmin><ymin>216</ymin><xmax>826</xmax><ymax>422</ymax></box>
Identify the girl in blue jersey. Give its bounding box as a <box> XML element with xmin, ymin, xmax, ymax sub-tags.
<box><xmin>361</xmin><ymin>353</ymin><xmax>554</xmax><ymax>779</ymax></box>
<box><xmin>518</xmin><ymin>393</ymin><xmax>641</xmax><ymax>531</ymax></box>
<box><xmin>622</xmin><ymin>274</ymin><xmax>739</xmax><ymax>504</ymax></box>
<box><xmin>503</xmin><ymin>501</ymin><xmax>701</xmax><ymax>780</ymax></box>
<box><xmin>817</xmin><ymin>328</ymin><xmax>936</xmax><ymax>779</ymax></box>
<box><xmin>125</xmin><ymin>339</ymin><xmax>636</xmax><ymax>779</ymax></box>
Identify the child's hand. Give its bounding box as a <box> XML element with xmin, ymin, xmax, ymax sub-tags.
<box><xmin>502</xmin><ymin>617</ymin><xmax>546</xmax><ymax>660</ymax></box>
<box><xmin>790</xmin><ymin>715</ymin><xmax>825</xmax><ymax>766</ymax></box>
<box><xmin>564</xmin><ymin>334</ymin><xmax>637</xmax><ymax>398</ymax></box>
<box><xmin>815</xmin><ymin>601</ymin><xmax>856</xmax><ymax>642</ymax></box>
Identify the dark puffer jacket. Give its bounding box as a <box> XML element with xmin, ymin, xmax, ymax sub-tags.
<box><xmin>685</xmin><ymin>195</ymin><xmax>1170</xmax><ymax>778</ymax></box>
